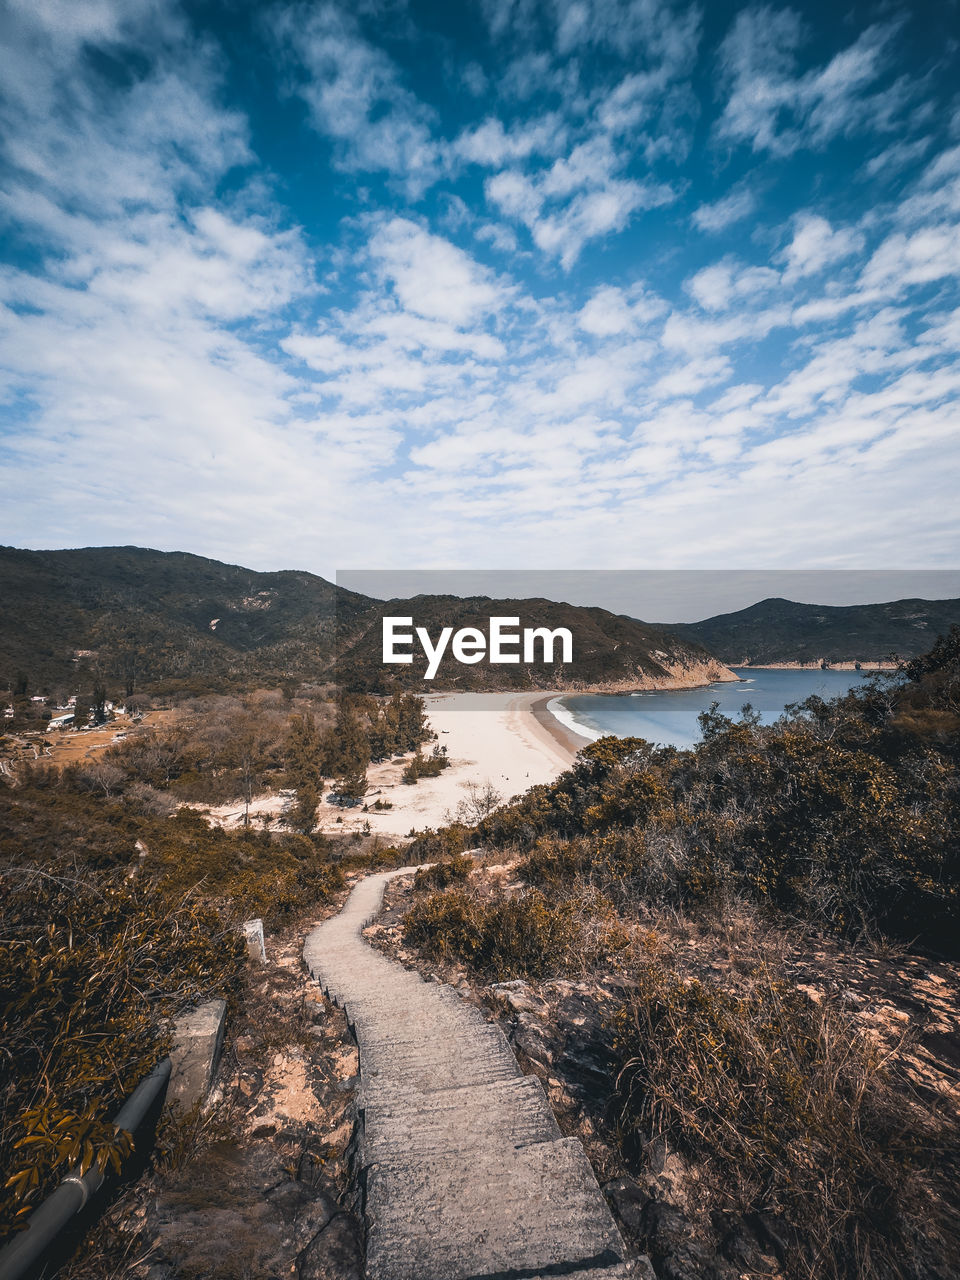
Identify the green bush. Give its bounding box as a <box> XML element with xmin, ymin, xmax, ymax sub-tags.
<box><xmin>401</xmin><ymin>751</ymin><xmax>450</xmax><ymax>784</ymax></box>
<box><xmin>413</xmin><ymin>852</ymin><xmax>475</xmax><ymax>890</ymax></box>
<box><xmin>0</xmin><ymin>868</ymin><xmax>245</xmax><ymax>1233</ymax></box>
<box><xmin>475</xmin><ymin>636</ymin><xmax>960</xmax><ymax>953</ymax></box>
<box><xmin>0</xmin><ymin>779</ymin><xmax>345</xmax><ymax>1234</ymax></box>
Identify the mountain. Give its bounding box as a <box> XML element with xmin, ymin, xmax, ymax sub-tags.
<box><xmin>0</xmin><ymin>546</ymin><xmax>372</xmax><ymax>693</ymax></box>
<box><xmin>669</xmin><ymin>596</ymin><xmax>960</xmax><ymax>666</ymax></box>
<box><xmin>0</xmin><ymin>547</ymin><xmax>733</xmax><ymax>696</ymax></box>
<box><xmin>334</xmin><ymin>594</ymin><xmax>735</xmax><ymax>692</ymax></box>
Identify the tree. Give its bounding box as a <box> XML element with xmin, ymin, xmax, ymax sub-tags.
<box><xmin>285</xmin><ymin>713</ymin><xmax>324</xmax><ymax>790</ymax></box>
<box><xmin>287</xmin><ymin>782</ymin><xmax>319</xmax><ymax>834</ymax></box>
<box><xmin>322</xmin><ymin>698</ymin><xmax>370</xmax><ymax>803</ymax></box>
<box><xmin>397</xmin><ymin>693</ymin><xmax>428</xmax><ymax>751</ymax></box>
<box><xmin>448</xmin><ymin>780</ymin><xmax>503</xmax><ymax>825</ymax></box>
<box><xmin>91</xmin><ymin>682</ymin><xmax>108</xmax><ymax>726</ymax></box>
<box><xmin>228</xmin><ymin>712</ymin><xmax>275</xmax><ymax>826</ymax></box>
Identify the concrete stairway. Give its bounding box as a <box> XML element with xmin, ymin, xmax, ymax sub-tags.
<box><xmin>304</xmin><ymin>870</ymin><xmax>632</xmax><ymax>1280</ymax></box>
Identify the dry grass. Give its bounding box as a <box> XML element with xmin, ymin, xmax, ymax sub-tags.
<box><xmin>609</xmin><ymin>951</ymin><xmax>959</xmax><ymax>1280</ymax></box>
<box><xmin>402</xmin><ymin>884</ymin><xmax>629</xmax><ymax>980</ymax></box>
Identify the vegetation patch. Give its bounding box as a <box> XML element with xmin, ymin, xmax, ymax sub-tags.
<box><xmin>413</xmin><ymin>851</ymin><xmax>476</xmax><ymax>890</ymax></box>
<box><xmin>403</xmin><ymin>887</ymin><xmax>628</xmax><ymax>980</ymax></box>
<box><xmin>610</xmin><ymin>957</ymin><xmax>956</xmax><ymax>1280</ymax></box>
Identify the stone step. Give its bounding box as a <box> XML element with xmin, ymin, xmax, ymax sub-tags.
<box><xmin>365</xmin><ymin>1138</ymin><xmax>630</xmax><ymax>1280</ymax></box>
<box><xmin>303</xmin><ymin>871</ymin><xmax>631</xmax><ymax>1280</ymax></box>
<box><xmin>361</xmin><ymin>1075</ymin><xmax>561</xmax><ymax>1164</ymax></box>
<box><xmin>358</xmin><ymin>1030</ymin><xmax>522</xmax><ymax>1104</ymax></box>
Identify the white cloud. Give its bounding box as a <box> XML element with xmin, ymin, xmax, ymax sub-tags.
<box><xmin>691</xmin><ymin>186</ymin><xmax>757</xmax><ymax>232</ymax></box>
<box><xmin>475</xmin><ymin>221</ymin><xmax>521</xmax><ymax>254</ymax></box>
<box><xmin>781</xmin><ymin>213</ymin><xmax>864</xmax><ymax>282</ymax></box>
<box><xmin>551</xmin><ymin>0</ymin><xmax>701</xmax><ymax>65</ymax></box>
<box><xmin>453</xmin><ymin>114</ymin><xmax>567</xmax><ymax>166</ymax></box>
<box><xmin>578</xmin><ymin>286</ymin><xmax>637</xmax><ymax>336</ymax></box>
<box><xmin>1</xmin><ymin>0</ymin><xmax>958</xmax><ymax>576</ymax></box>
<box><xmin>860</xmin><ymin>225</ymin><xmax>960</xmax><ymax>292</ymax></box>
<box><xmin>862</xmin><ymin>135</ymin><xmax>932</xmax><ymax>178</ymax></box>
<box><xmin>531</xmin><ymin>180</ymin><xmax>673</xmax><ymax>268</ymax></box>
<box><xmin>368</xmin><ymin>217</ymin><xmax>508</xmax><ymax>326</ymax></box>
<box><xmin>686</xmin><ymin>257</ymin><xmax>780</xmax><ymax>310</ymax></box>
<box><xmin>273</xmin><ymin>4</ymin><xmax>442</xmax><ymax>195</ymax></box>
<box><xmin>486</xmin><ymin>139</ymin><xmax>676</xmax><ymax>267</ymax></box>
<box><xmin>716</xmin><ymin>10</ymin><xmax>904</xmax><ymax>156</ymax></box>
<box><xmin>653</xmin><ymin>353</ymin><xmax>732</xmax><ymax>398</ymax></box>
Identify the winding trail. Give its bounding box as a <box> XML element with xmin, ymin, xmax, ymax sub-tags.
<box><xmin>304</xmin><ymin>870</ymin><xmax>632</xmax><ymax>1280</ymax></box>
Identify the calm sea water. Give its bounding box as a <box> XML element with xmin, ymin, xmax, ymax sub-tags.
<box><xmin>551</xmin><ymin>668</ymin><xmax>878</xmax><ymax>751</ymax></box>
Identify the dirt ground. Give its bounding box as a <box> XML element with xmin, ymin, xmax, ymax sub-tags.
<box><xmin>41</xmin><ymin>710</ymin><xmax>177</xmax><ymax>769</ymax></box>
<box><xmin>62</xmin><ymin>877</ymin><xmax>373</xmax><ymax>1280</ymax></box>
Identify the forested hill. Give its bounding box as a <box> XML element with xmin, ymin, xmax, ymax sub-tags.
<box><xmin>0</xmin><ymin>547</ymin><xmax>732</xmax><ymax>695</ymax></box>
<box><xmin>333</xmin><ymin>594</ymin><xmax>733</xmax><ymax>693</ymax></box>
<box><xmin>670</xmin><ymin>596</ymin><xmax>960</xmax><ymax>665</ymax></box>
<box><xmin>0</xmin><ymin>546</ymin><xmax>371</xmax><ymax>692</ymax></box>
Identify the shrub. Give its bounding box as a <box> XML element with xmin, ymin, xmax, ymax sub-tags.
<box><xmin>413</xmin><ymin>852</ymin><xmax>475</xmax><ymax>890</ymax></box>
<box><xmin>403</xmin><ymin>888</ymin><xmax>626</xmax><ymax>980</ymax></box>
<box><xmin>0</xmin><ymin>780</ymin><xmax>344</xmax><ymax>1233</ymax></box>
<box><xmin>610</xmin><ymin>959</ymin><xmax>954</xmax><ymax>1280</ymax></box>
<box><xmin>0</xmin><ymin>869</ymin><xmax>245</xmax><ymax>1233</ymax></box>
<box><xmin>401</xmin><ymin>751</ymin><xmax>450</xmax><ymax>784</ymax></box>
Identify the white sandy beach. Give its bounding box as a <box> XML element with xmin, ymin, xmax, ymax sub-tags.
<box><xmin>321</xmin><ymin>692</ymin><xmax>583</xmax><ymax>837</ymax></box>
<box><xmin>203</xmin><ymin>692</ymin><xmax>587</xmax><ymax>839</ymax></box>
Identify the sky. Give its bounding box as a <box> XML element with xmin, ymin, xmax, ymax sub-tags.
<box><xmin>1</xmin><ymin>0</ymin><xmax>959</xmax><ymax>584</ymax></box>
<box><xmin>338</xmin><ymin>570</ymin><xmax>960</xmax><ymax>620</ymax></box>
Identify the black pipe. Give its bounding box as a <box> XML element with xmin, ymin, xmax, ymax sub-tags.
<box><xmin>0</xmin><ymin>1058</ymin><xmax>172</xmax><ymax>1280</ymax></box>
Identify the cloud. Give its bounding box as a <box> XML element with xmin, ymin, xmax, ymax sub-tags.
<box><xmin>781</xmin><ymin>213</ymin><xmax>864</xmax><ymax>282</ymax></box>
<box><xmin>551</xmin><ymin>0</ymin><xmax>701</xmax><ymax>64</ymax></box>
<box><xmin>653</xmin><ymin>353</ymin><xmax>732</xmax><ymax>397</ymax></box>
<box><xmin>272</xmin><ymin>3</ymin><xmax>442</xmax><ymax>194</ymax></box>
<box><xmin>691</xmin><ymin>186</ymin><xmax>757</xmax><ymax>232</ymax></box>
<box><xmin>716</xmin><ymin>9</ymin><xmax>904</xmax><ymax>156</ymax></box>
<box><xmin>578</xmin><ymin>285</ymin><xmax>664</xmax><ymax>336</ymax></box>
<box><xmin>1</xmin><ymin>0</ymin><xmax>958</xmax><ymax>576</ymax></box>
<box><xmin>486</xmin><ymin>137</ymin><xmax>676</xmax><ymax>266</ymax></box>
<box><xmin>367</xmin><ymin>217</ymin><xmax>508</xmax><ymax>325</ymax></box>
<box><xmin>453</xmin><ymin>114</ymin><xmax>567</xmax><ymax>166</ymax></box>
<box><xmin>860</xmin><ymin>225</ymin><xmax>960</xmax><ymax>293</ymax></box>
<box><xmin>686</xmin><ymin>257</ymin><xmax>780</xmax><ymax>310</ymax></box>
<box><xmin>861</xmin><ymin>135</ymin><xmax>932</xmax><ymax>179</ymax></box>
<box><xmin>475</xmin><ymin>221</ymin><xmax>521</xmax><ymax>253</ymax></box>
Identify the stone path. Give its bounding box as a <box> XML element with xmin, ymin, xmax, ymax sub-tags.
<box><xmin>304</xmin><ymin>870</ymin><xmax>632</xmax><ymax>1280</ymax></box>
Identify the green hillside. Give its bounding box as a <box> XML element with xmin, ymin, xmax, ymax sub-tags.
<box><xmin>334</xmin><ymin>594</ymin><xmax>730</xmax><ymax>692</ymax></box>
<box><xmin>0</xmin><ymin>547</ymin><xmax>728</xmax><ymax>696</ymax></box>
<box><xmin>0</xmin><ymin>546</ymin><xmax>372</xmax><ymax>693</ymax></box>
<box><xmin>670</xmin><ymin>596</ymin><xmax>960</xmax><ymax>665</ymax></box>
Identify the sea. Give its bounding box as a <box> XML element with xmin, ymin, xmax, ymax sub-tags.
<box><xmin>549</xmin><ymin>667</ymin><xmax>883</xmax><ymax>751</ymax></box>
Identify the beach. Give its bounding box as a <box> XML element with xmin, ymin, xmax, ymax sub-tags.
<box><xmin>209</xmin><ymin>692</ymin><xmax>589</xmax><ymax>839</ymax></box>
<box><xmin>317</xmin><ymin>692</ymin><xmax>586</xmax><ymax>837</ymax></box>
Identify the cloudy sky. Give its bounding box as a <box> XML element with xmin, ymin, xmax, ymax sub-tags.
<box><xmin>1</xmin><ymin>0</ymin><xmax>958</xmax><ymax>579</ymax></box>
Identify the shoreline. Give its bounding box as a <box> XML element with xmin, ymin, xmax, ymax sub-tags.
<box><xmin>193</xmin><ymin>693</ymin><xmax>585</xmax><ymax>840</ymax></box>
<box><xmin>530</xmin><ymin>693</ymin><xmax>595</xmax><ymax>754</ymax></box>
<box><xmin>737</xmin><ymin>661</ymin><xmax>898</xmax><ymax>671</ymax></box>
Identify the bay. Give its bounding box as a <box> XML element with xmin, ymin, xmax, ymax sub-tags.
<box><xmin>551</xmin><ymin>668</ymin><xmax>880</xmax><ymax>751</ymax></box>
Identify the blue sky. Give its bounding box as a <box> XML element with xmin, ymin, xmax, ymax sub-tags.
<box><xmin>0</xmin><ymin>0</ymin><xmax>958</xmax><ymax>578</ymax></box>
